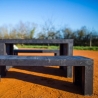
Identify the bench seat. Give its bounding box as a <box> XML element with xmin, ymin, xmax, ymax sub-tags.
<box><xmin>0</xmin><ymin>55</ymin><xmax>93</xmax><ymax>95</ymax></box>
<box><xmin>0</xmin><ymin>55</ymin><xmax>92</xmax><ymax>66</ymax></box>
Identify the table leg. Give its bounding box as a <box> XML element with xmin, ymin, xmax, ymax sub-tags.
<box><xmin>59</xmin><ymin>43</ymin><xmax>73</xmax><ymax>77</ymax></box>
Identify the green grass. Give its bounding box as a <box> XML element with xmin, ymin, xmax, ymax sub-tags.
<box><xmin>74</xmin><ymin>46</ymin><xmax>98</xmax><ymax>51</ymax></box>
<box><xmin>16</xmin><ymin>44</ymin><xmax>98</xmax><ymax>51</ymax></box>
<box><xmin>16</xmin><ymin>44</ymin><xmax>59</xmax><ymax>50</ymax></box>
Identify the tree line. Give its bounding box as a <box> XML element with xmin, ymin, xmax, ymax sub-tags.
<box><xmin>0</xmin><ymin>21</ymin><xmax>98</xmax><ymax>46</ymax></box>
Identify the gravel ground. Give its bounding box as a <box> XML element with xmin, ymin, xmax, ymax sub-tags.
<box><xmin>0</xmin><ymin>50</ymin><xmax>98</xmax><ymax>98</ymax></box>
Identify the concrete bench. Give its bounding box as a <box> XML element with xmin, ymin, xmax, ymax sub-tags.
<box><xmin>13</xmin><ymin>49</ymin><xmax>66</xmax><ymax>73</ymax></box>
<box><xmin>0</xmin><ymin>55</ymin><xmax>93</xmax><ymax>95</ymax></box>
<box><xmin>13</xmin><ymin>49</ymin><xmax>59</xmax><ymax>56</ymax></box>
<box><xmin>0</xmin><ymin>39</ymin><xmax>73</xmax><ymax>77</ymax></box>
<box><xmin>10</xmin><ymin>49</ymin><xmax>59</xmax><ymax>72</ymax></box>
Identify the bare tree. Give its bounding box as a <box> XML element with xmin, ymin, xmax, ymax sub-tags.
<box><xmin>12</xmin><ymin>21</ymin><xmax>37</xmax><ymax>39</ymax></box>
<box><xmin>62</xmin><ymin>27</ymin><xmax>73</xmax><ymax>39</ymax></box>
<box><xmin>9</xmin><ymin>28</ymin><xmax>18</xmax><ymax>39</ymax></box>
<box><xmin>0</xmin><ymin>25</ymin><xmax>9</xmax><ymax>39</ymax></box>
<box><xmin>37</xmin><ymin>32</ymin><xmax>47</xmax><ymax>39</ymax></box>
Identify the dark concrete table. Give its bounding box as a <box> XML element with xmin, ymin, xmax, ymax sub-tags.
<box><xmin>0</xmin><ymin>39</ymin><xmax>73</xmax><ymax>77</ymax></box>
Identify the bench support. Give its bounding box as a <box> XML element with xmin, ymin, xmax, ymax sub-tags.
<box><xmin>6</xmin><ymin>44</ymin><xmax>14</xmax><ymax>55</ymax></box>
<box><xmin>6</xmin><ymin>44</ymin><xmax>14</xmax><ymax>71</ymax></box>
<box><xmin>73</xmin><ymin>65</ymin><xmax>93</xmax><ymax>95</ymax></box>
<box><xmin>0</xmin><ymin>43</ymin><xmax>6</xmax><ymax>55</ymax></box>
<box><xmin>0</xmin><ymin>44</ymin><xmax>7</xmax><ymax>77</ymax></box>
<box><xmin>0</xmin><ymin>66</ymin><xmax>6</xmax><ymax>77</ymax></box>
<box><xmin>60</xmin><ymin>44</ymin><xmax>73</xmax><ymax>77</ymax></box>
<box><xmin>0</xmin><ymin>43</ymin><xmax>14</xmax><ymax>72</ymax></box>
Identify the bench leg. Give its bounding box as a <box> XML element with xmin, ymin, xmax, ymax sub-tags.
<box><xmin>59</xmin><ymin>44</ymin><xmax>73</xmax><ymax>77</ymax></box>
<box><xmin>0</xmin><ymin>66</ymin><xmax>7</xmax><ymax>77</ymax></box>
<box><xmin>54</xmin><ymin>52</ymin><xmax>59</xmax><ymax>56</ymax></box>
<box><xmin>14</xmin><ymin>51</ymin><xmax>18</xmax><ymax>55</ymax></box>
<box><xmin>59</xmin><ymin>66</ymin><xmax>72</xmax><ymax>77</ymax></box>
<box><xmin>54</xmin><ymin>52</ymin><xmax>71</xmax><ymax>77</ymax></box>
<box><xmin>73</xmin><ymin>66</ymin><xmax>93</xmax><ymax>95</ymax></box>
<box><xmin>6</xmin><ymin>44</ymin><xmax>14</xmax><ymax>55</ymax></box>
<box><xmin>73</xmin><ymin>66</ymin><xmax>82</xmax><ymax>86</ymax></box>
<box><xmin>0</xmin><ymin>43</ymin><xmax>7</xmax><ymax>77</ymax></box>
<box><xmin>59</xmin><ymin>66</ymin><xmax>72</xmax><ymax>78</ymax></box>
<box><xmin>6</xmin><ymin>44</ymin><xmax>14</xmax><ymax>70</ymax></box>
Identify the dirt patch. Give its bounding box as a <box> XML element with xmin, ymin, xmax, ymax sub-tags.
<box><xmin>0</xmin><ymin>50</ymin><xmax>98</xmax><ymax>98</ymax></box>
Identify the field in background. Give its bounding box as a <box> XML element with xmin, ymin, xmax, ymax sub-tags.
<box><xmin>17</xmin><ymin>44</ymin><xmax>59</xmax><ymax>50</ymax></box>
<box><xmin>16</xmin><ymin>44</ymin><xmax>98</xmax><ymax>50</ymax></box>
<box><xmin>74</xmin><ymin>46</ymin><xmax>98</xmax><ymax>50</ymax></box>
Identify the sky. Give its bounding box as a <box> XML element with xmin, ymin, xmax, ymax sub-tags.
<box><xmin>0</xmin><ymin>0</ymin><xmax>98</xmax><ymax>31</ymax></box>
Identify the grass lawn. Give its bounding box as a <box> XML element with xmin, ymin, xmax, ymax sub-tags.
<box><xmin>16</xmin><ymin>44</ymin><xmax>98</xmax><ymax>50</ymax></box>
